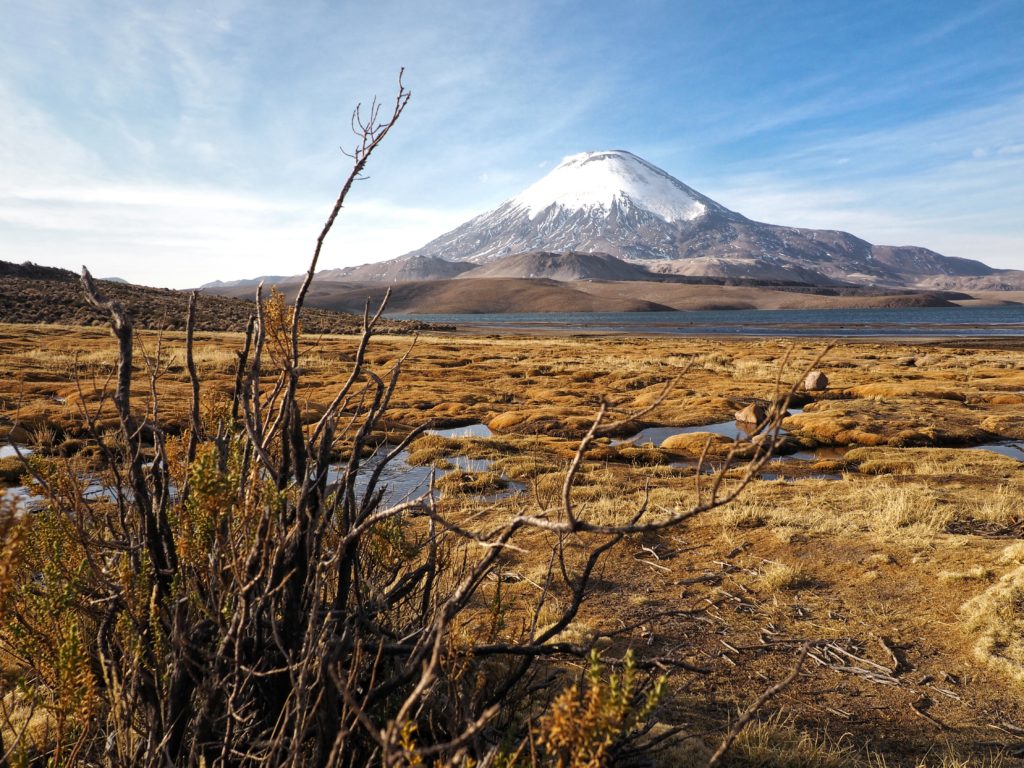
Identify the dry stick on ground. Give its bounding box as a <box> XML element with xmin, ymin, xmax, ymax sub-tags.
<box><xmin>706</xmin><ymin>642</ymin><xmax>812</xmax><ymax>767</ymax></box>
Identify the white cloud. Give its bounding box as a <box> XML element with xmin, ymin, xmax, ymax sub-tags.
<box><xmin>0</xmin><ymin>179</ymin><xmax>477</xmax><ymax>287</ymax></box>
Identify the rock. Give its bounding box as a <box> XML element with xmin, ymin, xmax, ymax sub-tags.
<box><xmin>734</xmin><ymin>402</ymin><xmax>767</xmax><ymax>425</ymax></box>
<box><xmin>802</xmin><ymin>371</ymin><xmax>829</xmax><ymax>391</ymax></box>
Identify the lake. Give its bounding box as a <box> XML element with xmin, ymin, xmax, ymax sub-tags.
<box><xmin>395</xmin><ymin>305</ymin><xmax>1024</xmax><ymax>337</ymax></box>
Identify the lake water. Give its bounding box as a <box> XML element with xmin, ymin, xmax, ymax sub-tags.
<box><xmin>0</xmin><ymin>444</ymin><xmax>32</xmax><ymax>460</ymax></box>
<box><xmin>395</xmin><ymin>306</ymin><xmax>1024</xmax><ymax>337</ymax></box>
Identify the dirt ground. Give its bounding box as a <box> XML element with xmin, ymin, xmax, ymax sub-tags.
<box><xmin>2</xmin><ymin>322</ymin><xmax>1024</xmax><ymax>765</ymax></box>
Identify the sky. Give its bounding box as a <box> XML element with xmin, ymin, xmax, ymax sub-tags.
<box><xmin>2</xmin><ymin>0</ymin><xmax>1023</xmax><ymax>288</ymax></box>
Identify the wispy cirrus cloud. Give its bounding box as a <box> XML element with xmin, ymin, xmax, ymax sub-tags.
<box><xmin>2</xmin><ymin>0</ymin><xmax>1022</xmax><ymax>284</ymax></box>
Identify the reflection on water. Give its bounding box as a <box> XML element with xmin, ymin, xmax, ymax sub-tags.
<box><xmin>788</xmin><ymin>446</ymin><xmax>850</xmax><ymax>462</ymax></box>
<box><xmin>620</xmin><ymin>409</ymin><xmax>802</xmax><ymax>447</ymax></box>
<box><xmin>624</xmin><ymin>421</ymin><xmax>757</xmax><ymax>446</ymax></box>
<box><xmin>328</xmin><ymin>445</ymin><xmax>523</xmax><ymax>508</ymax></box>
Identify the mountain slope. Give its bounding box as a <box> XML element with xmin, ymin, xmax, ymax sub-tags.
<box><xmin>214</xmin><ymin>277</ymin><xmax>674</xmax><ymax>314</ymax></box>
<box><xmin>400</xmin><ymin>150</ymin><xmax>995</xmax><ymax>286</ymax></box>
<box><xmin>315</xmin><ymin>254</ymin><xmax>477</xmax><ymax>282</ymax></box>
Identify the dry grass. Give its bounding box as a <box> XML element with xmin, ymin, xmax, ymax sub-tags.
<box><xmin>962</xmin><ymin>564</ymin><xmax>1024</xmax><ymax>686</ymax></box>
<box><xmin>757</xmin><ymin>562</ymin><xmax>815</xmax><ymax>592</ymax></box>
<box><xmin>4</xmin><ymin>324</ymin><xmax>1024</xmax><ymax>764</ymax></box>
<box><xmin>938</xmin><ymin>566</ymin><xmax>996</xmax><ymax>582</ymax></box>
<box><xmin>723</xmin><ymin>713</ymin><xmax>855</xmax><ymax>767</ymax></box>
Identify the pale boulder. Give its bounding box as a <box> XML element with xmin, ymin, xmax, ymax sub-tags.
<box><xmin>802</xmin><ymin>371</ymin><xmax>829</xmax><ymax>391</ymax></box>
<box><xmin>734</xmin><ymin>402</ymin><xmax>766</xmax><ymax>425</ymax></box>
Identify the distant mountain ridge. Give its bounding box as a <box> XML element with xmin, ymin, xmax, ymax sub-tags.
<box><xmin>398</xmin><ymin>150</ymin><xmax>994</xmax><ymax>287</ymax></box>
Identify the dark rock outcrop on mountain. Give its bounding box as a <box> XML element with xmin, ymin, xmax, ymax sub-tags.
<box><xmin>458</xmin><ymin>251</ymin><xmax>656</xmax><ymax>281</ymax></box>
<box><xmin>316</xmin><ymin>255</ymin><xmax>477</xmax><ymax>283</ymax></box>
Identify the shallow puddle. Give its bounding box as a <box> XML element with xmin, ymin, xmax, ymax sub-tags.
<box><xmin>329</xmin><ymin>445</ymin><xmax>522</xmax><ymax>508</ymax></box>
<box><xmin>2</xmin><ymin>485</ymin><xmax>45</xmax><ymax>509</ymax></box>
<box><xmin>427</xmin><ymin>423</ymin><xmax>493</xmax><ymax>439</ymax></box>
<box><xmin>620</xmin><ymin>409</ymin><xmax>803</xmax><ymax>448</ymax></box>
<box><xmin>975</xmin><ymin>442</ymin><xmax>1024</xmax><ymax>461</ymax></box>
<box><xmin>760</xmin><ymin>471</ymin><xmax>844</xmax><ymax>482</ymax></box>
<box><xmin>0</xmin><ymin>444</ymin><xmax>32</xmax><ymax>460</ymax></box>
<box><xmin>623</xmin><ymin>422</ymin><xmax>755</xmax><ymax>446</ymax></box>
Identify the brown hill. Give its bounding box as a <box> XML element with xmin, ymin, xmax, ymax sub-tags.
<box><xmin>215</xmin><ymin>277</ymin><xmax>674</xmax><ymax>314</ymax></box>
<box><xmin>563</xmin><ymin>280</ymin><xmax>967</xmax><ymax>311</ymax></box>
<box><xmin>206</xmin><ymin>273</ymin><xmax>973</xmax><ymax>314</ymax></box>
<box><xmin>0</xmin><ymin>260</ymin><xmax>433</xmax><ymax>334</ymax></box>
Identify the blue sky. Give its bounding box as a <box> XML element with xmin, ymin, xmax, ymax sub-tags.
<box><xmin>2</xmin><ymin>0</ymin><xmax>1022</xmax><ymax>287</ymax></box>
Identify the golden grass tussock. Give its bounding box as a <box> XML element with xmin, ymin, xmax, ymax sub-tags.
<box><xmin>713</xmin><ymin>474</ymin><xmax>1020</xmax><ymax>539</ymax></box>
<box><xmin>846</xmin><ymin>382</ymin><xmax>966</xmax><ymax>401</ymax></box>
<box><xmin>723</xmin><ymin>713</ymin><xmax>855</xmax><ymax>768</ymax></box>
<box><xmin>0</xmin><ymin>456</ymin><xmax>26</xmax><ymax>484</ymax></box>
<box><xmin>660</xmin><ymin>431</ymin><xmax>736</xmax><ymax>457</ymax></box>
<box><xmin>976</xmin><ymin>393</ymin><xmax>1024</xmax><ymax>406</ymax></box>
<box><xmin>436</xmin><ymin>470</ymin><xmax>507</xmax><ymax>497</ymax></box>
<box><xmin>846</xmin><ymin>447</ymin><xmax>1021</xmax><ymax>479</ymax></box>
<box><xmin>487</xmin><ymin>408</ymin><xmax>596</xmax><ymax>438</ymax></box>
<box><xmin>1</xmin><ymin>689</ymin><xmax>57</xmax><ymax>757</ymax></box>
<box><xmin>585</xmin><ymin>442</ymin><xmax>671</xmax><ymax>466</ymax></box>
<box><xmin>784</xmin><ymin>398</ymin><xmax>994</xmax><ymax>447</ymax></box>
<box><xmin>962</xmin><ymin>564</ymin><xmax>1024</xmax><ymax>686</ymax></box>
<box><xmin>863</xmin><ymin>482</ymin><xmax>953</xmax><ymax>534</ymax></box>
<box><xmin>998</xmin><ymin>542</ymin><xmax>1024</xmax><ymax>565</ymax></box>
<box><xmin>980</xmin><ymin>414</ymin><xmax>1024</xmax><ymax>439</ymax></box>
<box><xmin>731</xmin><ymin>356</ymin><xmax>787</xmax><ymax>382</ymax></box>
<box><xmin>405</xmin><ymin>435</ymin><xmax>462</xmax><ymax>466</ymax></box>
<box><xmin>938</xmin><ymin>566</ymin><xmax>996</xmax><ymax>583</ymax></box>
<box><xmin>757</xmin><ymin>561</ymin><xmax>816</xmax><ymax>592</ymax></box>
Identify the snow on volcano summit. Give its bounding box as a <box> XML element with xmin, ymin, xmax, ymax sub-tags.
<box><xmin>511</xmin><ymin>150</ymin><xmax>707</xmax><ymax>222</ymax></box>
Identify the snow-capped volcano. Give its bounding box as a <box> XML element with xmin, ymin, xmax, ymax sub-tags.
<box><xmin>398</xmin><ymin>149</ymin><xmax>994</xmax><ymax>286</ymax></box>
<box><xmin>512</xmin><ymin>150</ymin><xmax>709</xmax><ymax>222</ymax></box>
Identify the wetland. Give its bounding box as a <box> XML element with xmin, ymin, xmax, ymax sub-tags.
<box><xmin>2</xmin><ymin>321</ymin><xmax>1024</xmax><ymax>765</ymax></box>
